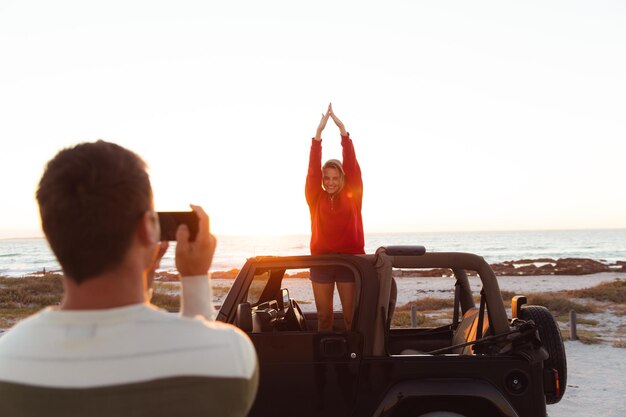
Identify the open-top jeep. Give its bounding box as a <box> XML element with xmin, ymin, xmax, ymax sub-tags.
<box><xmin>216</xmin><ymin>246</ymin><xmax>566</xmax><ymax>417</ymax></box>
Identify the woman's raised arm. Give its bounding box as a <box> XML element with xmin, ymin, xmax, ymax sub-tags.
<box><xmin>314</xmin><ymin>104</ymin><xmax>331</xmax><ymax>141</ymax></box>
<box><xmin>329</xmin><ymin>103</ymin><xmax>347</xmax><ymax>137</ymax></box>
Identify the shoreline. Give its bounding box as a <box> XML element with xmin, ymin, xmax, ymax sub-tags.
<box><xmin>172</xmin><ymin>256</ymin><xmax>626</xmax><ymax>281</ymax></box>
<box><xmin>6</xmin><ymin>256</ymin><xmax>626</xmax><ymax>281</ymax></box>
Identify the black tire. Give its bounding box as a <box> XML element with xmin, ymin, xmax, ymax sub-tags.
<box><xmin>520</xmin><ymin>305</ymin><xmax>567</xmax><ymax>404</ymax></box>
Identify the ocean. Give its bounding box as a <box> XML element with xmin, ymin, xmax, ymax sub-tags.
<box><xmin>1</xmin><ymin>229</ymin><xmax>625</xmax><ymax>277</ymax></box>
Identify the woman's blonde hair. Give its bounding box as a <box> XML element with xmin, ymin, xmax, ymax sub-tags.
<box><xmin>323</xmin><ymin>159</ymin><xmax>345</xmax><ymax>175</ymax></box>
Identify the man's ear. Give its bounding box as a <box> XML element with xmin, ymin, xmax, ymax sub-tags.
<box><xmin>139</xmin><ymin>211</ymin><xmax>160</xmax><ymax>245</ymax></box>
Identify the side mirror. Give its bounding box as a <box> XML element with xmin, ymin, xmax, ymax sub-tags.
<box><xmin>511</xmin><ymin>295</ymin><xmax>527</xmax><ymax>319</ymax></box>
<box><xmin>236</xmin><ymin>302</ymin><xmax>253</xmax><ymax>332</ymax></box>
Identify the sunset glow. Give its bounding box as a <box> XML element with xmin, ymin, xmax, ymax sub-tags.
<box><xmin>1</xmin><ymin>1</ymin><xmax>625</xmax><ymax>239</ymax></box>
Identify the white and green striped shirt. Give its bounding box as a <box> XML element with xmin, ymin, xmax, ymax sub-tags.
<box><xmin>0</xmin><ymin>275</ymin><xmax>258</xmax><ymax>417</ymax></box>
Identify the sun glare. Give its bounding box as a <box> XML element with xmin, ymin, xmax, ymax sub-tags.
<box><xmin>152</xmin><ymin>176</ymin><xmax>311</xmax><ymax>237</ymax></box>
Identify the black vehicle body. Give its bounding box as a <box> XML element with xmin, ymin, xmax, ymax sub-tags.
<box><xmin>216</xmin><ymin>247</ymin><xmax>566</xmax><ymax>417</ymax></box>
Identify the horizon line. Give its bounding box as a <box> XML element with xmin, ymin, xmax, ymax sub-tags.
<box><xmin>2</xmin><ymin>226</ymin><xmax>625</xmax><ymax>241</ymax></box>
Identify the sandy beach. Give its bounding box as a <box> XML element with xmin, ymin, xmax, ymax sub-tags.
<box><xmin>546</xmin><ymin>341</ymin><xmax>626</xmax><ymax>417</ymax></box>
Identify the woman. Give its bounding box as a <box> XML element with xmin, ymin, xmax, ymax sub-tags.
<box><xmin>305</xmin><ymin>103</ymin><xmax>364</xmax><ymax>332</ymax></box>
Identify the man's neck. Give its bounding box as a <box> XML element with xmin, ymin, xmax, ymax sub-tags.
<box><xmin>61</xmin><ymin>264</ymin><xmax>148</xmax><ymax>310</ymax></box>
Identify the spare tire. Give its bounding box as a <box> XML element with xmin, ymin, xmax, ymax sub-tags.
<box><xmin>520</xmin><ymin>305</ymin><xmax>567</xmax><ymax>404</ymax></box>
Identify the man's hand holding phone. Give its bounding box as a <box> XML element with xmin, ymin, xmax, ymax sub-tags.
<box><xmin>175</xmin><ymin>205</ymin><xmax>217</xmax><ymax>277</ymax></box>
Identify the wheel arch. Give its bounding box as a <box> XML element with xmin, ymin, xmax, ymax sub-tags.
<box><xmin>373</xmin><ymin>379</ymin><xmax>520</xmax><ymax>417</ymax></box>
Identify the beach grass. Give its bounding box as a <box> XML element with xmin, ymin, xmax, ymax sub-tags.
<box><xmin>489</xmin><ymin>291</ymin><xmax>591</xmax><ymax>313</ymax></box>
<box><xmin>566</xmin><ymin>279</ymin><xmax>626</xmax><ymax>303</ymax></box>
<box><xmin>392</xmin><ymin>285</ymin><xmax>625</xmax><ymax>338</ymax></box>
<box><xmin>0</xmin><ymin>273</ymin><xmax>64</xmax><ymax>308</ymax></box>
<box><xmin>0</xmin><ymin>274</ymin><xmax>210</xmax><ymax>326</ymax></box>
<box><xmin>560</xmin><ymin>328</ymin><xmax>603</xmax><ymax>345</ymax></box>
<box><xmin>392</xmin><ymin>298</ymin><xmax>455</xmax><ymax>327</ymax></box>
<box><xmin>0</xmin><ymin>273</ymin><xmax>64</xmax><ymax>328</ymax></box>
<box><xmin>150</xmin><ymin>289</ymin><xmax>180</xmax><ymax>312</ymax></box>
<box><xmin>613</xmin><ymin>304</ymin><xmax>626</xmax><ymax>316</ymax></box>
<box><xmin>154</xmin><ymin>282</ymin><xmax>180</xmax><ymax>292</ymax></box>
<box><xmin>391</xmin><ymin>309</ymin><xmax>454</xmax><ymax>328</ymax></box>
<box><xmin>150</xmin><ymin>280</ymin><xmax>235</xmax><ymax>312</ymax></box>
<box><xmin>396</xmin><ymin>297</ymin><xmax>454</xmax><ymax>312</ymax></box>
<box><xmin>391</xmin><ymin>310</ymin><xmax>426</xmax><ymax>327</ymax></box>
<box><xmin>499</xmin><ymin>289</ymin><xmax>599</xmax><ymax>315</ymax></box>
<box><xmin>522</xmin><ymin>293</ymin><xmax>598</xmax><ymax>315</ymax></box>
<box><xmin>554</xmin><ymin>316</ymin><xmax>599</xmax><ymax>326</ymax></box>
<box><xmin>1</xmin><ymin>274</ymin><xmax>625</xmax><ymax>346</ymax></box>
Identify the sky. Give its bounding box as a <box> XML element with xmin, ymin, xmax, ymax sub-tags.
<box><xmin>1</xmin><ymin>0</ymin><xmax>625</xmax><ymax>238</ymax></box>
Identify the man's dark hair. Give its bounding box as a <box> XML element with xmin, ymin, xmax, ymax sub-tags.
<box><xmin>36</xmin><ymin>140</ymin><xmax>152</xmax><ymax>283</ymax></box>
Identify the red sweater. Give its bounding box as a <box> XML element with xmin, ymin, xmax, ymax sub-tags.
<box><xmin>305</xmin><ymin>134</ymin><xmax>365</xmax><ymax>255</ymax></box>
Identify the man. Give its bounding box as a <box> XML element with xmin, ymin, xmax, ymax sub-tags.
<box><xmin>0</xmin><ymin>141</ymin><xmax>258</xmax><ymax>416</ymax></box>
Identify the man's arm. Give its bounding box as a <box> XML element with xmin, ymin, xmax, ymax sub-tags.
<box><xmin>176</xmin><ymin>205</ymin><xmax>217</xmax><ymax>320</ymax></box>
<box><xmin>179</xmin><ymin>274</ymin><xmax>215</xmax><ymax>320</ymax></box>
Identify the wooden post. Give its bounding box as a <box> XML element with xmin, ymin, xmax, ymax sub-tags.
<box><xmin>411</xmin><ymin>306</ymin><xmax>418</xmax><ymax>328</ymax></box>
<box><xmin>569</xmin><ymin>310</ymin><xmax>578</xmax><ymax>341</ymax></box>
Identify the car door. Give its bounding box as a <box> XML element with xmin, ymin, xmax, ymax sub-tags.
<box><xmin>220</xmin><ymin>258</ymin><xmax>363</xmax><ymax>417</ymax></box>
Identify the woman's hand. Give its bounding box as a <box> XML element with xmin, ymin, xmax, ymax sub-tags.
<box><xmin>329</xmin><ymin>103</ymin><xmax>347</xmax><ymax>136</ymax></box>
<box><xmin>315</xmin><ymin>105</ymin><xmax>331</xmax><ymax>141</ymax></box>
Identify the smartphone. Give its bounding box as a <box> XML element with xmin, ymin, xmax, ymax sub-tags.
<box><xmin>157</xmin><ymin>211</ymin><xmax>199</xmax><ymax>242</ymax></box>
